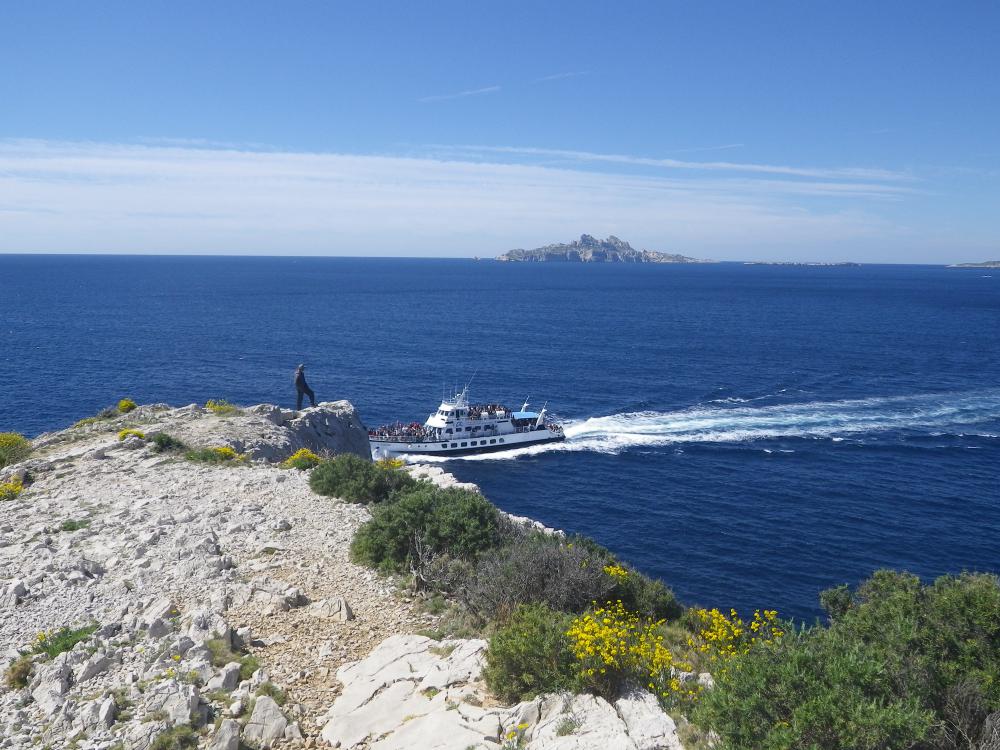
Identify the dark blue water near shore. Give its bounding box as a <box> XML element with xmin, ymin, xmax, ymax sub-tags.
<box><xmin>3</xmin><ymin>255</ymin><xmax>999</xmax><ymax>621</ymax></box>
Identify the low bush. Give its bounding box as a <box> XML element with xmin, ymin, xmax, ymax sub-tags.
<box><xmin>117</xmin><ymin>428</ymin><xmax>146</xmax><ymax>441</ymax></box>
<box><xmin>31</xmin><ymin>623</ymin><xmax>98</xmax><ymax>659</ymax></box>
<box><xmin>483</xmin><ymin>603</ymin><xmax>578</xmax><ymax>703</ymax></box>
<box><xmin>693</xmin><ymin>571</ymin><xmax>1000</xmax><ymax>750</ymax></box>
<box><xmin>59</xmin><ymin>519</ymin><xmax>90</xmax><ymax>532</ymax></box>
<box><xmin>117</xmin><ymin>398</ymin><xmax>138</xmax><ymax>414</ymax></box>
<box><xmin>204</xmin><ymin>399</ymin><xmax>240</xmax><ymax>415</ymax></box>
<box><xmin>282</xmin><ymin>448</ymin><xmax>321</xmax><ymax>470</ymax></box>
<box><xmin>463</xmin><ymin>533</ymin><xmax>615</xmax><ymax>622</ymax></box>
<box><xmin>256</xmin><ymin>681</ymin><xmax>286</xmax><ymax>705</ymax></box>
<box><xmin>150</xmin><ymin>433</ymin><xmax>187</xmax><ymax>453</ymax></box>
<box><xmin>73</xmin><ymin>406</ymin><xmax>120</xmax><ymax>428</ymax></box>
<box><xmin>350</xmin><ymin>484</ymin><xmax>501</xmax><ymax>573</ymax></box>
<box><xmin>150</xmin><ymin>726</ymin><xmax>199</xmax><ymax>750</ymax></box>
<box><xmin>608</xmin><ymin>563</ymin><xmax>684</xmax><ymax>621</ymax></box>
<box><xmin>310</xmin><ymin>453</ymin><xmax>417</xmax><ymax>504</ymax></box>
<box><xmin>566</xmin><ymin>600</ymin><xmax>689</xmax><ymax>703</ymax></box>
<box><xmin>0</xmin><ymin>432</ymin><xmax>31</xmax><ymax>469</ymax></box>
<box><xmin>205</xmin><ymin>638</ymin><xmax>259</xmax><ymax>680</ymax></box>
<box><xmin>185</xmin><ymin>446</ymin><xmax>242</xmax><ymax>463</ymax></box>
<box><xmin>4</xmin><ymin>655</ymin><xmax>32</xmax><ymax>689</ymax></box>
<box><xmin>0</xmin><ymin>478</ymin><xmax>24</xmax><ymax>502</ymax></box>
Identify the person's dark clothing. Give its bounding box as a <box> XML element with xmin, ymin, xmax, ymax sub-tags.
<box><xmin>294</xmin><ymin>368</ymin><xmax>316</xmax><ymax>409</ymax></box>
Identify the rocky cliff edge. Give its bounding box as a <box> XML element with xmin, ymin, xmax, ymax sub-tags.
<box><xmin>1</xmin><ymin>404</ymin><xmax>683</xmax><ymax>750</ymax></box>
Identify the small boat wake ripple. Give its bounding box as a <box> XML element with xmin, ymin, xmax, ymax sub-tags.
<box><xmin>404</xmin><ymin>389</ymin><xmax>1000</xmax><ymax>463</ymax></box>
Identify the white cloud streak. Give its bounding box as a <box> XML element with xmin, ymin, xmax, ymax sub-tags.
<box><xmin>532</xmin><ymin>71</ymin><xmax>589</xmax><ymax>83</ymax></box>
<box><xmin>0</xmin><ymin>138</ymin><xmax>914</xmax><ymax>258</ymax></box>
<box><xmin>418</xmin><ymin>86</ymin><xmax>501</xmax><ymax>103</ymax></box>
<box><xmin>439</xmin><ymin>144</ymin><xmax>914</xmax><ymax>181</ymax></box>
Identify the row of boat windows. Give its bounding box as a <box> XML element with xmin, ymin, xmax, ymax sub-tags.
<box><xmin>441</xmin><ymin>438</ymin><xmax>504</xmax><ymax>448</ymax></box>
<box><xmin>444</xmin><ymin>424</ymin><xmax>505</xmax><ymax>434</ymax></box>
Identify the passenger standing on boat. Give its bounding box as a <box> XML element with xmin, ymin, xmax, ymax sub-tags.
<box><xmin>294</xmin><ymin>364</ymin><xmax>316</xmax><ymax>410</ymax></box>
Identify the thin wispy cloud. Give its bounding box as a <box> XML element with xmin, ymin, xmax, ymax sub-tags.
<box><xmin>533</xmin><ymin>71</ymin><xmax>589</xmax><ymax>83</ymax></box>
<box><xmin>0</xmin><ymin>138</ymin><xmax>915</xmax><ymax>258</ymax></box>
<box><xmin>418</xmin><ymin>86</ymin><xmax>501</xmax><ymax>103</ymax></box>
<box><xmin>667</xmin><ymin>143</ymin><xmax>745</xmax><ymax>154</ymax></box>
<box><xmin>441</xmin><ymin>144</ymin><xmax>914</xmax><ymax>182</ymax></box>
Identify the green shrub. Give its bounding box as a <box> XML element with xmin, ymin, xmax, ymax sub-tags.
<box><xmin>31</xmin><ymin>623</ymin><xmax>98</xmax><ymax>659</ymax></box>
<box><xmin>150</xmin><ymin>726</ymin><xmax>199</xmax><ymax>750</ymax></box>
<box><xmin>204</xmin><ymin>399</ymin><xmax>240</xmax><ymax>415</ymax></box>
<box><xmin>59</xmin><ymin>519</ymin><xmax>90</xmax><ymax>532</ymax></box>
<box><xmin>117</xmin><ymin>398</ymin><xmax>138</xmax><ymax>414</ymax></box>
<box><xmin>73</xmin><ymin>406</ymin><xmax>120</xmax><ymax>428</ymax></box>
<box><xmin>4</xmin><ymin>655</ymin><xmax>32</xmax><ymax>689</ymax></box>
<box><xmin>282</xmin><ymin>448</ymin><xmax>321</xmax><ymax>470</ymax></box>
<box><xmin>256</xmin><ymin>681</ymin><xmax>286</xmax><ymax>705</ymax></box>
<box><xmin>0</xmin><ymin>478</ymin><xmax>24</xmax><ymax>502</ymax></box>
<box><xmin>463</xmin><ymin>533</ymin><xmax>615</xmax><ymax>622</ymax></box>
<box><xmin>118</xmin><ymin>428</ymin><xmax>146</xmax><ymax>441</ymax></box>
<box><xmin>151</xmin><ymin>433</ymin><xmax>187</xmax><ymax>453</ymax></box>
<box><xmin>185</xmin><ymin>446</ymin><xmax>242</xmax><ymax>463</ymax></box>
<box><xmin>309</xmin><ymin>453</ymin><xmax>416</xmax><ymax>503</ymax></box>
<box><xmin>694</xmin><ymin>570</ymin><xmax>1000</xmax><ymax>750</ymax></box>
<box><xmin>350</xmin><ymin>485</ymin><xmax>501</xmax><ymax>573</ymax></box>
<box><xmin>0</xmin><ymin>433</ymin><xmax>31</xmax><ymax>469</ymax></box>
<box><xmin>608</xmin><ymin>563</ymin><xmax>684</xmax><ymax>621</ymax></box>
<box><xmin>239</xmin><ymin>654</ymin><xmax>261</xmax><ymax>681</ymax></box>
<box><xmin>483</xmin><ymin>603</ymin><xmax>578</xmax><ymax>703</ymax></box>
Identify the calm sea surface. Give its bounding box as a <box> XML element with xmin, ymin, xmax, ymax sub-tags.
<box><xmin>3</xmin><ymin>255</ymin><xmax>998</xmax><ymax>621</ymax></box>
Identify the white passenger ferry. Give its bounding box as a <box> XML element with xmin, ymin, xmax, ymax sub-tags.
<box><xmin>369</xmin><ymin>387</ymin><xmax>565</xmax><ymax>457</ymax></box>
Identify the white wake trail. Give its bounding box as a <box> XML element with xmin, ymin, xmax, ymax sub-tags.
<box><xmin>404</xmin><ymin>390</ymin><xmax>1000</xmax><ymax>462</ymax></box>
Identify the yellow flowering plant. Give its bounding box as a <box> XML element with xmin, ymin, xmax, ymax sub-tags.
<box><xmin>566</xmin><ymin>600</ymin><xmax>693</xmax><ymax>704</ymax></box>
<box><xmin>686</xmin><ymin>607</ymin><xmax>784</xmax><ymax>678</ymax></box>
<box><xmin>117</xmin><ymin>398</ymin><xmax>138</xmax><ymax>414</ymax></box>
<box><xmin>603</xmin><ymin>563</ymin><xmax>629</xmax><ymax>582</ymax></box>
<box><xmin>282</xmin><ymin>448</ymin><xmax>321</xmax><ymax>470</ymax></box>
<box><xmin>117</xmin><ymin>428</ymin><xmax>146</xmax><ymax>441</ymax></box>
<box><xmin>0</xmin><ymin>478</ymin><xmax>24</xmax><ymax>502</ymax></box>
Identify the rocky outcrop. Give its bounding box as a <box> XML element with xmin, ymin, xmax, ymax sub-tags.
<box><xmin>0</xmin><ymin>402</ymin><xmax>430</xmax><ymax>749</ymax></box>
<box><xmin>497</xmin><ymin>235</ymin><xmax>707</xmax><ymax>264</ymax></box>
<box><xmin>29</xmin><ymin>399</ymin><xmax>372</xmax><ymax>464</ymax></box>
<box><xmin>2</xmin><ymin>404</ymin><xmax>686</xmax><ymax>749</ymax></box>
<box><xmin>320</xmin><ymin>634</ymin><xmax>683</xmax><ymax>750</ymax></box>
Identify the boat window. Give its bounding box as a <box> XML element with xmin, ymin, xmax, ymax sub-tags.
<box><xmin>441</xmin><ymin>443</ymin><xmax>447</xmax><ymax>448</ymax></box>
<box><xmin>451</xmin><ymin>443</ymin><xmax>458</xmax><ymax>448</ymax></box>
<box><xmin>446</xmin><ymin>428</ymin><xmax>452</xmax><ymax>434</ymax></box>
<box><xmin>489</xmin><ymin>439</ymin><xmax>496</xmax><ymax>444</ymax></box>
<box><xmin>461</xmin><ymin>442</ymin><xmax>467</xmax><ymax>447</ymax></box>
<box><xmin>499</xmin><ymin>438</ymin><xmax>504</xmax><ymax>443</ymax></box>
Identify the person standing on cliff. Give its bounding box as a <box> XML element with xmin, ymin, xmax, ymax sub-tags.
<box><xmin>294</xmin><ymin>364</ymin><xmax>316</xmax><ymax>410</ymax></box>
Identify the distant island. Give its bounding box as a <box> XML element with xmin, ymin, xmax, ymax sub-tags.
<box><xmin>744</xmin><ymin>261</ymin><xmax>862</xmax><ymax>267</ymax></box>
<box><xmin>496</xmin><ymin>234</ymin><xmax>709</xmax><ymax>263</ymax></box>
<box><xmin>948</xmin><ymin>260</ymin><xmax>1000</xmax><ymax>268</ymax></box>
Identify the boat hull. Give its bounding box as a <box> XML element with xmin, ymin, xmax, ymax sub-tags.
<box><xmin>371</xmin><ymin>431</ymin><xmax>564</xmax><ymax>458</ymax></box>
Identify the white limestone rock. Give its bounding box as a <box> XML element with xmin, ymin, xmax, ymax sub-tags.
<box><xmin>206</xmin><ymin>662</ymin><xmax>242</xmax><ymax>691</ymax></box>
<box><xmin>242</xmin><ymin>695</ymin><xmax>287</xmax><ymax>748</ymax></box>
<box><xmin>614</xmin><ymin>690</ymin><xmax>684</xmax><ymax>750</ymax></box>
<box><xmin>209</xmin><ymin>717</ymin><xmax>241</xmax><ymax>750</ymax></box>
<box><xmin>306</xmin><ymin>596</ymin><xmax>354</xmax><ymax>622</ymax></box>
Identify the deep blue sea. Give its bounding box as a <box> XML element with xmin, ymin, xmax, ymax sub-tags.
<box><xmin>3</xmin><ymin>255</ymin><xmax>998</xmax><ymax>622</ymax></box>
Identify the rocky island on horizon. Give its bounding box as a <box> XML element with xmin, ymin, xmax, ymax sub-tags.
<box><xmin>948</xmin><ymin>259</ymin><xmax>1000</xmax><ymax>268</ymax></box>
<box><xmin>496</xmin><ymin>234</ymin><xmax>710</xmax><ymax>264</ymax></box>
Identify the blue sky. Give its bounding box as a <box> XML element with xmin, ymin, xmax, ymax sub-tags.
<box><xmin>1</xmin><ymin>1</ymin><xmax>998</xmax><ymax>261</ymax></box>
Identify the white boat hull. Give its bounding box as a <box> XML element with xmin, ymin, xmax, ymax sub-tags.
<box><xmin>371</xmin><ymin>428</ymin><xmax>563</xmax><ymax>458</ymax></box>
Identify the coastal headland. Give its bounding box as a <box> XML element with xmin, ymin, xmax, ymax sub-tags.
<box><xmin>2</xmin><ymin>401</ymin><xmax>997</xmax><ymax>750</ymax></box>
<box><xmin>0</xmin><ymin>402</ymin><xmax>692</xmax><ymax>749</ymax></box>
